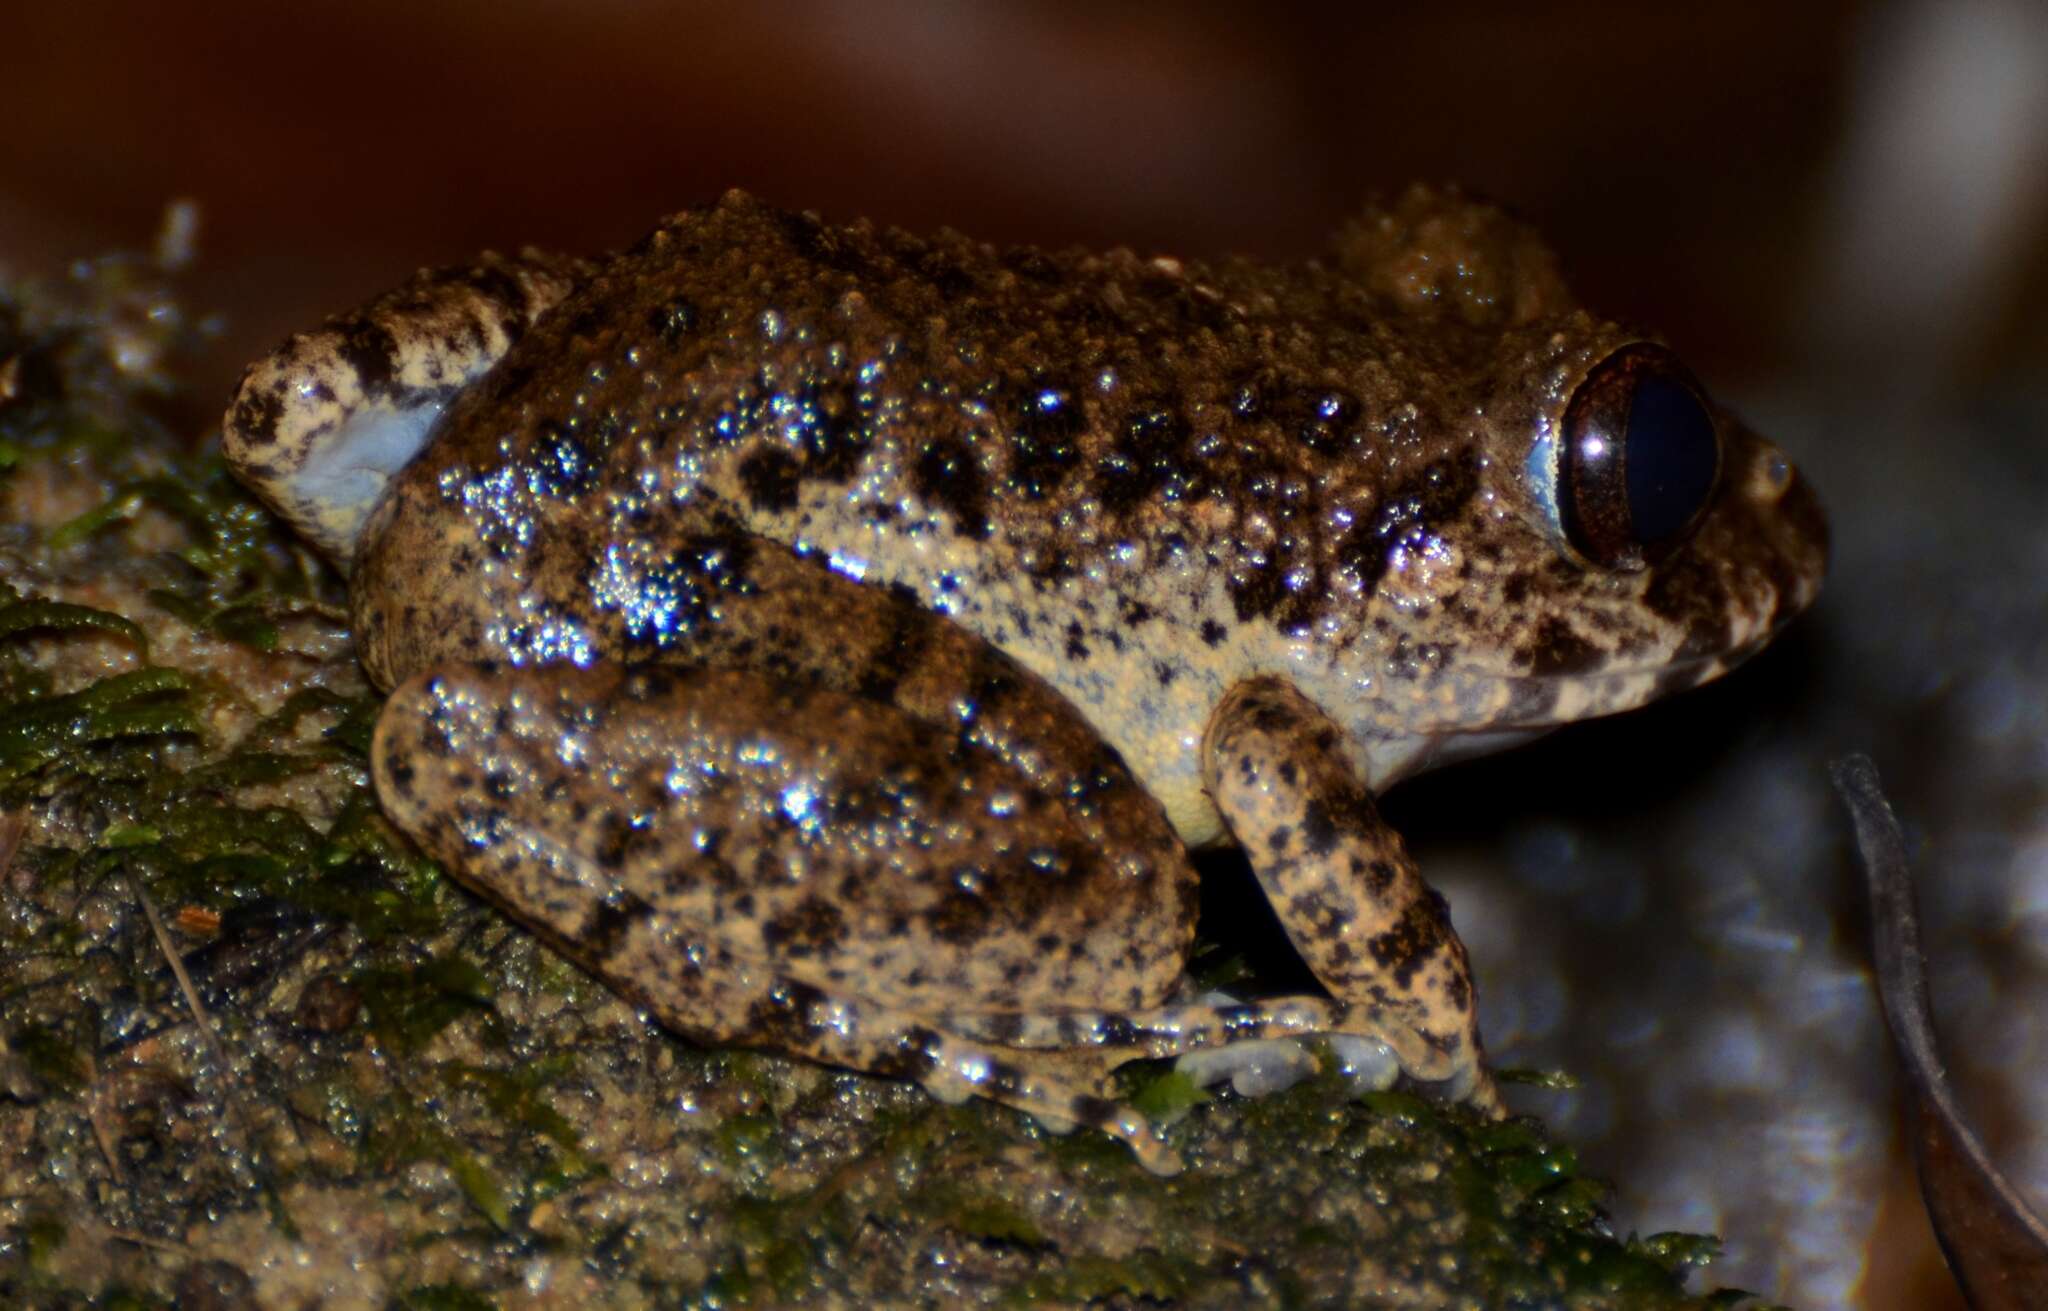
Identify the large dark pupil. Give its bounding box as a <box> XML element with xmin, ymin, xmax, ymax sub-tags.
<box><xmin>1623</xmin><ymin>372</ymin><xmax>1719</xmax><ymax>547</ymax></box>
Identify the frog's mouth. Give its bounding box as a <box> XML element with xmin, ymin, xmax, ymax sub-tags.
<box><xmin>1368</xmin><ymin>726</ymin><xmax>1553</xmax><ymax>787</ymax></box>
<box><xmin>1361</xmin><ymin>426</ymin><xmax>1828</xmax><ymax>791</ymax></box>
<box><xmin>1359</xmin><ymin>639</ymin><xmax>1770</xmax><ymax>791</ymax></box>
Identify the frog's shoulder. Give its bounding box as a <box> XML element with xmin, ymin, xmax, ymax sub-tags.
<box><xmin>1326</xmin><ymin>184</ymin><xmax>1575</xmax><ymax>327</ymax></box>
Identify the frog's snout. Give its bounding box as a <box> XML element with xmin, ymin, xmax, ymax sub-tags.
<box><xmin>1732</xmin><ymin>432</ymin><xmax>1830</xmax><ymax>630</ymax></box>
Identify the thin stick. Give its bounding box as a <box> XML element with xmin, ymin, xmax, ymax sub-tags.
<box><xmin>1831</xmin><ymin>754</ymin><xmax>2048</xmax><ymax>1311</ymax></box>
<box><xmin>129</xmin><ymin>870</ymin><xmax>299</xmax><ymax>1239</ymax></box>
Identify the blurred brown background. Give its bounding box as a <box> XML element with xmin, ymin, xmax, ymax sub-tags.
<box><xmin>5</xmin><ymin>5</ymin><xmax>2045</xmax><ymax>1309</ymax></box>
<box><xmin>7</xmin><ymin>1</ymin><xmax>1994</xmax><ymax>406</ymax></box>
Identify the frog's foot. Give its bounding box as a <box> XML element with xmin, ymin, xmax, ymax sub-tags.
<box><xmin>947</xmin><ymin>994</ymin><xmax>1491</xmax><ymax>1108</ymax></box>
<box><xmin>222</xmin><ymin>248</ymin><xmax>592</xmax><ymax>564</ymax></box>
<box><xmin>1198</xmin><ymin>677</ymin><xmax>1501</xmax><ymax>1115</ymax></box>
<box><xmin>672</xmin><ymin>973</ymin><xmax>1185</xmax><ymax>1175</ymax></box>
<box><xmin>1177</xmin><ymin>1033</ymin><xmax>1397</xmax><ymax>1097</ymax></box>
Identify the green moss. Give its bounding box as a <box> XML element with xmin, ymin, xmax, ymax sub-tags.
<box><xmin>20</xmin><ymin>1213</ymin><xmax>66</xmax><ymax>1270</ymax></box>
<box><xmin>0</xmin><ymin>668</ymin><xmax>198</xmax><ymax>785</ymax></box>
<box><xmin>0</xmin><ymin>599</ymin><xmax>148</xmax><ymax>653</ymax></box>
<box><xmin>8</xmin><ymin>1024</ymin><xmax>89</xmax><ymax>1093</ymax></box>
<box><xmin>1121</xmin><ymin>1061</ymin><xmax>1211</xmax><ymax>1125</ymax></box>
<box><xmin>393</xmin><ymin>1285</ymin><xmax>500</xmax><ymax>1311</ymax></box>
<box><xmin>354</xmin><ymin>954</ymin><xmax>496</xmax><ymax>1056</ymax></box>
<box><xmin>1011</xmin><ymin>1249</ymin><xmax>1193</xmax><ymax>1305</ymax></box>
<box><xmin>948</xmin><ymin>1198</ymin><xmax>1048</xmax><ymax>1249</ymax></box>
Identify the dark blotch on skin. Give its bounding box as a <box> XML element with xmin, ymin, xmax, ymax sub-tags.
<box><xmin>1644</xmin><ymin>552</ymin><xmax>1736</xmax><ymax>659</ymax></box>
<box><xmin>334</xmin><ymin>318</ymin><xmax>401</xmax><ymax>397</ymax></box>
<box><xmin>738</xmin><ymin>446</ymin><xmax>803</xmax><ymax>512</ymax></box>
<box><xmin>591</xmin><ymin>813</ymin><xmax>636</xmax><ymax>871</ymax></box>
<box><xmin>798</xmin><ymin>379</ymin><xmax>873</xmax><ymax>483</ymax></box>
<box><xmin>1227</xmin><ymin>553</ymin><xmax>1289</xmax><ymax>624</ymax></box>
<box><xmin>580</xmin><ymin>891</ymin><xmax>656</xmax><ymax>962</ymax></box>
<box><xmin>1279</xmin><ymin>384</ymin><xmax>1360</xmax><ymax>455</ymax></box>
<box><xmin>1366</xmin><ymin>889</ymin><xmax>1452</xmax><ymax>989</ymax></box>
<box><xmin>1199</xmin><ymin>619</ymin><xmax>1228</xmax><ymax>647</ymax></box>
<box><xmin>856</xmin><ymin>592</ymin><xmax>936</xmax><ymax>702</ymax></box>
<box><xmin>741</xmin><ymin>979</ymin><xmax>829</xmax><ymax>1048</ymax></box>
<box><xmin>561</xmin><ymin>299</ymin><xmax>613</xmax><ymax>343</ymax></box>
<box><xmin>649</xmin><ymin>299</ymin><xmax>698</xmax><ymax>343</ymax></box>
<box><xmin>1300</xmin><ymin>798</ymin><xmax>1341</xmax><ymax>857</ymax></box>
<box><xmin>774</xmin><ymin>207</ymin><xmax>876</xmax><ymax>279</ymax></box>
<box><xmin>592</xmin><ymin>526</ymin><xmax>758</xmax><ymax>649</ymax></box>
<box><xmin>926</xmin><ymin>887</ymin><xmax>995</xmax><ymax>946</ymax></box>
<box><xmin>1501</xmin><ymin>675</ymin><xmax>1561</xmax><ymax>724</ymax></box>
<box><xmin>457</xmin><ymin>263</ymin><xmax>532</xmax><ymax>323</ymax></box>
<box><xmin>1094</xmin><ymin>397</ymin><xmax>1195</xmax><ymax>513</ymax></box>
<box><xmin>379</xmin><ymin>742</ymin><xmax>416</xmax><ymax>793</ymax></box>
<box><xmin>1005</xmin><ymin>377</ymin><xmax>1083</xmax><ymax>501</ymax></box>
<box><xmin>1337</xmin><ymin>454</ymin><xmax>1481</xmax><ymax>591</ymax></box>
<box><xmin>916</xmin><ymin>247</ymin><xmax>980</xmax><ymax>301</ymax></box>
<box><xmin>1521</xmin><ymin>616</ymin><xmax>1600</xmax><ymax>677</ymax></box>
<box><xmin>230</xmin><ymin>385</ymin><xmax>284</xmax><ymax>449</ymax></box>
<box><xmin>761</xmin><ymin>897</ymin><xmax>847</xmax><ymax>957</ymax></box>
<box><xmin>911</xmin><ymin>436</ymin><xmax>991</xmax><ymax>538</ymax></box>
<box><xmin>530</xmin><ymin>420</ymin><xmax>602</xmax><ymax>499</ymax></box>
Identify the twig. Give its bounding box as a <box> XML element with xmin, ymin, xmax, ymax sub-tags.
<box><xmin>1831</xmin><ymin>754</ymin><xmax>2048</xmax><ymax>1311</ymax></box>
<box><xmin>129</xmin><ymin>869</ymin><xmax>300</xmax><ymax>1239</ymax></box>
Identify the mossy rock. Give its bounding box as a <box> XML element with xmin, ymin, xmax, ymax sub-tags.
<box><xmin>0</xmin><ymin>237</ymin><xmax>1784</xmax><ymax>1309</ymax></box>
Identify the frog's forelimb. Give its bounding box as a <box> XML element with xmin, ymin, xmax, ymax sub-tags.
<box><xmin>1202</xmin><ymin>677</ymin><xmax>1499</xmax><ymax>1113</ymax></box>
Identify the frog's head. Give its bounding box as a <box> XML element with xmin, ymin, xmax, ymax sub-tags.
<box><xmin>1335</xmin><ymin>331</ymin><xmax>1826</xmax><ymax>788</ymax></box>
<box><xmin>222</xmin><ymin>252</ymin><xmax>585</xmax><ymax>568</ymax></box>
<box><xmin>1310</xmin><ymin>191</ymin><xmax>1828</xmax><ymax>787</ymax></box>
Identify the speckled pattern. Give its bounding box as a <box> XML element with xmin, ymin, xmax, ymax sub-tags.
<box><xmin>223</xmin><ymin>187</ymin><xmax>1827</xmax><ymax>1169</ymax></box>
<box><xmin>224</xmin><ymin>248</ymin><xmax>592</xmax><ymax>560</ymax></box>
<box><xmin>1203</xmin><ymin>676</ymin><xmax>1487</xmax><ymax>1102</ymax></box>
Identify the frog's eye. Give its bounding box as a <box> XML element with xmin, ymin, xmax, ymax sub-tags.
<box><xmin>1557</xmin><ymin>344</ymin><xmax>1720</xmax><ymax>570</ymax></box>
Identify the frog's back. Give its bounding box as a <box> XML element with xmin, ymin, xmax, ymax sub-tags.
<box><xmin>405</xmin><ymin>192</ymin><xmax>1506</xmax><ymax>664</ymax></box>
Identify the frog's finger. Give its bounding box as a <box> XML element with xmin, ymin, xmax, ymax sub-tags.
<box><xmin>1200</xmin><ymin>676</ymin><xmax>1495</xmax><ymax>1111</ymax></box>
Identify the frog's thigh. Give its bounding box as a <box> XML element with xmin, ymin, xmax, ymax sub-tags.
<box><xmin>1200</xmin><ymin>676</ymin><xmax>1497</xmax><ymax>1109</ymax></box>
<box><xmin>371</xmin><ymin>661</ymin><xmax>1190</xmax><ymax>1013</ymax></box>
<box><xmin>370</xmin><ymin>659</ymin><xmax>1187</xmax><ymax>1170</ymax></box>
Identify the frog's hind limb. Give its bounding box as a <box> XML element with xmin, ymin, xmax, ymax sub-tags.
<box><xmin>1199</xmin><ymin>677</ymin><xmax>1502</xmax><ymax>1115</ymax></box>
<box><xmin>553</xmin><ymin>931</ymin><xmax>1187</xmax><ymax>1173</ymax></box>
<box><xmin>941</xmin><ymin>996</ymin><xmax>1432</xmax><ymax>1103</ymax></box>
<box><xmin>370</xmin><ymin>658</ymin><xmax>1193</xmax><ymax>1172</ymax></box>
<box><xmin>223</xmin><ymin>249</ymin><xmax>592</xmax><ymax>565</ymax></box>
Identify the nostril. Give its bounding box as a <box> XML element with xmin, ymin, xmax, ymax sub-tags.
<box><xmin>1762</xmin><ymin>452</ymin><xmax>1793</xmax><ymax>498</ymax></box>
<box><xmin>1744</xmin><ymin>442</ymin><xmax>1798</xmax><ymax>504</ymax></box>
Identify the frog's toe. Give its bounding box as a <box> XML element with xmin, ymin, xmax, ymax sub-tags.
<box><xmin>1444</xmin><ymin>1060</ymin><xmax>1504</xmax><ymax>1116</ymax></box>
<box><xmin>1327</xmin><ymin>1034</ymin><xmax>1401</xmax><ymax>1091</ymax></box>
<box><xmin>1177</xmin><ymin>1037</ymin><xmax>1320</xmax><ymax>1097</ymax></box>
<box><xmin>1175</xmin><ymin>1032</ymin><xmax>1401</xmax><ymax>1099</ymax></box>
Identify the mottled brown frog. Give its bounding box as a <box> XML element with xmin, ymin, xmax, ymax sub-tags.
<box><xmin>223</xmin><ymin>188</ymin><xmax>1826</xmax><ymax>1171</ymax></box>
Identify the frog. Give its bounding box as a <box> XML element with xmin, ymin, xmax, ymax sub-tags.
<box><xmin>221</xmin><ymin>187</ymin><xmax>1827</xmax><ymax>1172</ymax></box>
